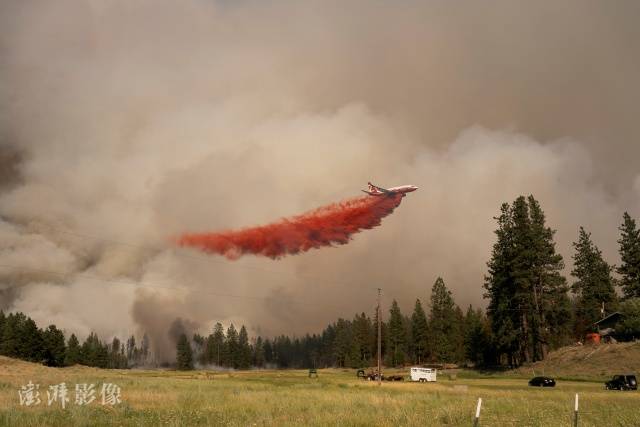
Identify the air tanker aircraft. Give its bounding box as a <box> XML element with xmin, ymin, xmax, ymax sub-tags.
<box><xmin>362</xmin><ymin>182</ymin><xmax>418</xmax><ymax>196</ymax></box>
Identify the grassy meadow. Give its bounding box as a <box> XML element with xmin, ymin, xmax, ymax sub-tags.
<box><xmin>1</xmin><ymin>356</ymin><xmax>639</xmax><ymax>426</ymax></box>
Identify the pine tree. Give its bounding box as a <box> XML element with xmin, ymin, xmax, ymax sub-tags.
<box><xmin>41</xmin><ymin>325</ymin><xmax>66</xmax><ymax>367</ymax></box>
<box><xmin>65</xmin><ymin>334</ymin><xmax>82</xmax><ymax>366</ymax></box>
<box><xmin>484</xmin><ymin>196</ymin><xmax>570</xmax><ymax>366</ymax></box>
<box><xmin>463</xmin><ymin>306</ymin><xmax>492</xmax><ymax>366</ymax></box>
<box><xmin>429</xmin><ymin>277</ymin><xmax>462</xmax><ymax>363</ymax></box>
<box><xmin>616</xmin><ymin>298</ymin><xmax>640</xmax><ymax>339</ymax></box>
<box><xmin>572</xmin><ymin>226</ymin><xmax>618</xmax><ymax>337</ymax></box>
<box><xmin>387</xmin><ymin>300</ymin><xmax>406</xmax><ymax>366</ymax></box>
<box><xmin>410</xmin><ymin>299</ymin><xmax>428</xmax><ymax>364</ymax></box>
<box><xmin>0</xmin><ymin>313</ymin><xmax>23</xmax><ymax>357</ymax></box>
<box><xmin>617</xmin><ymin>212</ymin><xmax>640</xmax><ymax>298</ymax></box>
<box><xmin>352</xmin><ymin>313</ymin><xmax>373</xmax><ymax>366</ymax></box>
<box><xmin>263</xmin><ymin>339</ymin><xmax>273</xmax><ymax>365</ymax></box>
<box><xmin>528</xmin><ymin>196</ymin><xmax>572</xmax><ymax>354</ymax></box>
<box><xmin>176</xmin><ymin>333</ymin><xmax>194</xmax><ymax>370</ymax></box>
<box><xmin>225</xmin><ymin>324</ymin><xmax>239</xmax><ymax>368</ymax></box>
<box><xmin>20</xmin><ymin>317</ymin><xmax>44</xmax><ymax>362</ymax></box>
<box><xmin>208</xmin><ymin>322</ymin><xmax>225</xmax><ymax>366</ymax></box>
<box><xmin>253</xmin><ymin>336</ymin><xmax>265</xmax><ymax>367</ymax></box>
<box><xmin>82</xmin><ymin>332</ymin><xmax>109</xmax><ymax>368</ymax></box>
<box><xmin>238</xmin><ymin>325</ymin><xmax>251</xmax><ymax>369</ymax></box>
<box><xmin>333</xmin><ymin>318</ymin><xmax>355</xmax><ymax>367</ymax></box>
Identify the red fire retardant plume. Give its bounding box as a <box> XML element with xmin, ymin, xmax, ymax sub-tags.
<box><xmin>176</xmin><ymin>194</ymin><xmax>404</xmax><ymax>259</ymax></box>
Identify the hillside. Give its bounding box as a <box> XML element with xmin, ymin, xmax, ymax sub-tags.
<box><xmin>514</xmin><ymin>341</ymin><xmax>640</xmax><ymax>379</ymax></box>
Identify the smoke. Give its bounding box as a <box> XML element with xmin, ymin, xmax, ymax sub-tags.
<box><xmin>177</xmin><ymin>194</ymin><xmax>404</xmax><ymax>259</ymax></box>
<box><xmin>0</xmin><ymin>0</ymin><xmax>639</xmax><ymax>361</ymax></box>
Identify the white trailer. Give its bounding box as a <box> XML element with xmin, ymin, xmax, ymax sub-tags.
<box><xmin>410</xmin><ymin>367</ymin><xmax>437</xmax><ymax>382</ymax></box>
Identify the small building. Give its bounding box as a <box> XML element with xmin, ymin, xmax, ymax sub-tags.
<box><xmin>592</xmin><ymin>312</ymin><xmax>624</xmax><ymax>343</ymax></box>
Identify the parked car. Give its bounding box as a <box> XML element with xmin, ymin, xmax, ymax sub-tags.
<box><xmin>528</xmin><ymin>376</ymin><xmax>556</xmax><ymax>387</ymax></box>
<box><xmin>605</xmin><ymin>375</ymin><xmax>637</xmax><ymax>391</ymax></box>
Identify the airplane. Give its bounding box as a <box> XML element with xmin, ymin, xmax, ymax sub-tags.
<box><xmin>362</xmin><ymin>182</ymin><xmax>418</xmax><ymax>196</ymax></box>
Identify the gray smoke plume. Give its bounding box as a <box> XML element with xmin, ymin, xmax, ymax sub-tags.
<box><xmin>1</xmin><ymin>0</ymin><xmax>639</xmax><ymax>361</ymax></box>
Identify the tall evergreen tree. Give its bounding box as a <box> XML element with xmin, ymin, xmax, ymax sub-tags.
<box><xmin>225</xmin><ymin>324</ymin><xmax>239</xmax><ymax>368</ymax></box>
<box><xmin>20</xmin><ymin>317</ymin><xmax>44</xmax><ymax>362</ymax></box>
<box><xmin>253</xmin><ymin>336</ymin><xmax>265</xmax><ymax>367</ymax></box>
<box><xmin>410</xmin><ymin>299</ymin><xmax>428</xmax><ymax>364</ymax></box>
<box><xmin>238</xmin><ymin>326</ymin><xmax>252</xmax><ymax>369</ymax></box>
<box><xmin>571</xmin><ymin>226</ymin><xmax>618</xmax><ymax>337</ymax></box>
<box><xmin>0</xmin><ymin>313</ymin><xmax>23</xmax><ymax>357</ymax></box>
<box><xmin>82</xmin><ymin>333</ymin><xmax>109</xmax><ymax>368</ymax></box>
<box><xmin>209</xmin><ymin>322</ymin><xmax>225</xmax><ymax>366</ymax></box>
<box><xmin>428</xmin><ymin>277</ymin><xmax>462</xmax><ymax>363</ymax></box>
<box><xmin>387</xmin><ymin>300</ymin><xmax>406</xmax><ymax>366</ymax></box>
<box><xmin>41</xmin><ymin>325</ymin><xmax>66</xmax><ymax>367</ymax></box>
<box><xmin>617</xmin><ymin>212</ymin><xmax>640</xmax><ymax>298</ymax></box>
<box><xmin>484</xmin><ymin>196</ymin><xmax>570</xmax><ymax>367</ymax></box>
<box><xmin>616</xmin><ymin>298</ymin><xmax>640</xmax><ymax>340</ymax></box>
<box><xmin>176</xmin><ymin>333</ymin><xmax>194</xmax><ymax>370</ymax></box>
<box><xmin>463</xmin><ymin>306</ymin><xmax>492</xmax><ymax>367</ymax></box>
<box><xmin>333</xmin><ymin>318</ymin><xmax>355</xmax><ymax>367</ymax></box>
<box><xmin>352</xmin><ymin>313</ymin><xmax>373</xmax><ymax>366</ymax></box>
<box><xmin>65</xmin><ymin>334</ymin><xmax>82</xmax><ymax>366</ymax></box>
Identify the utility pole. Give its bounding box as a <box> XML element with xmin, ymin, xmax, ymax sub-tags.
<box><xmin>377</xmin><ymin>288</ymin><xmax>382</xmax><ymax>386</ymax></box>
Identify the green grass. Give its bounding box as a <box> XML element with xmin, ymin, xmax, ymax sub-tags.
<box><xmin>1</xmin><ymin>358</ymin><xmax>639</xmax><ymax>426</ymax></box>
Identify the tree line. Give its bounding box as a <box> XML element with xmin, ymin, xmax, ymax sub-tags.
<box><xmin>2</xmin><ymin>196</ymin><xmax>640</xmax><ymax>370</ymax></box>
<box><xmin>0</xmin><ymin>311</ymin><xmax>151</xmax><ymax>369</ymax></box>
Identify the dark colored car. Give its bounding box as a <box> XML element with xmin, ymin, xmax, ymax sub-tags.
<box><xmin>605</xmin><ymin>375</ymin><xmax>637</xmax><ymax>391</ymax></box>
<box><xmin>528</xmin><ymin>376</ymin><xmax>556</xmax><ymax>387</ymax></box>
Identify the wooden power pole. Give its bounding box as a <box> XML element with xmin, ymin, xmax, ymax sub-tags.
<box><xmin>377</xmin><ymin>288</ymin><xmax>382</xmax><ymax>386</ymax></box>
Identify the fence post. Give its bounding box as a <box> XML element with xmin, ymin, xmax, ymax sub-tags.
<box><xmin>473</xmin><ymin>397</ymin><xmax>482</xmax><ymax>427</ymax></box>
<box><xmin>573</xmin><ymin>393</ymin><xmax>579</xmax><ymax>427</ymax></box>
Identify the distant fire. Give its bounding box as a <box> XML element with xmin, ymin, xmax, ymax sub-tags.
<box><xmin>176</xmin><ymin>194</ymin><xmax>404</xmax><ymax>259</ymax></box>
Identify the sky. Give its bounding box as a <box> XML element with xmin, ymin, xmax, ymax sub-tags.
<box><xmin>0</xmin><ymin>0</ymin><xmax>639</xmax><ymax>360</ymax></box>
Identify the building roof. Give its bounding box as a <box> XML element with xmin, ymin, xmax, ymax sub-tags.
<box><xmin>592</xmin><ymin>312</ymin><xmax>623</xmax><ymax>328</ymax></box>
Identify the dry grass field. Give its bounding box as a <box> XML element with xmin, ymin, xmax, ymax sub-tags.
<box><xmin>1</xmin><ymin>355</ymin><xmax>639</xmax><ymax>426</ymax></box>
<box><xmin>512</xmin><ymin>341</ymin><xmax>640</xmax><ymax>379</ymax></box>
